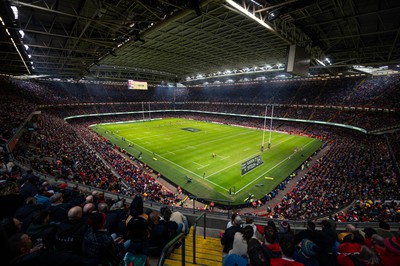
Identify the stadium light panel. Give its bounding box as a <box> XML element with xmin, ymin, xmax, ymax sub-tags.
<box><xmin>19</xmin><ymin>30</ymin><xmax>24</xmax><ymax>38</ymax></box>
<box><xmin>225</xmin><ymin>0</ymin><xmax>275</xmax><ymax>32</ymax></box>
<box><xmin>24</xmin><ymin>44</ymin><xmax>29</xmax><ymax>50</ymax></box>
<box><xmin>11</xmin><ymin>6</ymin><xmax>18</xmax><ymax>20</ymax></box>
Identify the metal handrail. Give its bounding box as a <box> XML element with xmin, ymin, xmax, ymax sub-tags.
<box><xmin>157</xmin><ymin>233</ymin><xmax>186</xmax><ymax>266</ymax></box>
<box><xmin>192</xmin><ymin>212</ymin><xmax>206</xmax><ymax>264</ymax></box>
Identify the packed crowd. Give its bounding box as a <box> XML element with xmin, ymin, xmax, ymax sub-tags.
<box><xmin>1</xmin><ymin>75</ymin><xmax>399</xmax><ymax>223</ymax></box>
<box><xmin>221</xmin><ymin>214</ymin><xmax>400</xmax><ymax>266</ymax></box>
<box><xmin>0</xmin><ymin>175</ymin><xmax>188</xmax><ymax>266</ymax></box>
<box><xmin>12</xmin><ymin>114</ymin><xmax>182</xmax><ymax>207</ymax></box>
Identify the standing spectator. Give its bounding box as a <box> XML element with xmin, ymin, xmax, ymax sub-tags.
<box><xmin>221</xmin><ymin>215</ymin><xmax>243</xmax><ymax>254</ymax></box>
<box><xmin>229</xmin><ymin>225</ymin><xmax>254</xmax><ymax>257</ymax></box>
<box><xmin>124</xmin><ymin>196</ymin><xmax>149</xmax><ymax>254</ymax></box>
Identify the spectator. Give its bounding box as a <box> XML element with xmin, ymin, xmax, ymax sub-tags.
<box><xmin>145</xmin><ymin>206</ymin><xmax>178</xmax><ymax>256</ymax></box>
<box><xmin>229</xmin><ymin>225</ymin><xmax>254</xmax><ymax>257</ymax></box>
<box><xmin>124</xmin><ymin>196</ymin><xmax>149</xmax><ymax>254</ymax></box>
<box><xmin>376</xmin><ymin>221</ymin><xmax>394</xmax><ymax>238</ymax></box>
<box><xmin>370</xmin><ymin>234</ymin><xmax>400</xmax><ymax>266</ymax></box>
<box><xmin>82</xmin><ymin>212</ymin><xmax>125</xmax><ymax>266</ymax></box>
<box><xmin>293</xmin><ymin>239</ymin><xmax>320</xmax><ymax>266</ymax></box>
<box><xmin>25</xmin><ymin>209</ymin><xmax>55</xmax><ymax>248</ymax></box>
<box><xmin>295</xmin><ymin>220</ymin><xmax>317</xmax><ymax>245</ymax></box>
<box><xmin>221</xmin><ymin>215</ymin><xmax>243</xmax><ymax>254</ymax></box>
<box><xmin>14</xmin><ymin>197</ymin><xmax>43</xmax><ymax>232</ymax></box>
<box><xmin>338</xmin><ymin>224</ymin><xmax>357</xmax><ymax>243</ymax></box>
<box><xmin>53</xmin><ymin>206</ymin><xmax>87</xmax><ymax>254</ymax></box>
<box><xmin>271</xmin><ymin>235</ymin><xmax>303</xmax><ymax>266</ymax></box>
<box><xmin>48</xmin><ymin>193</ymin><xmax>71</xmax><ymax>223</ymax></box>
<box><xmin>264</xmin><ymin>225</ymin><xmax>281</xmax><ymax>258</ymax></box>
<box><xmin>170</xmin><ymin>210</ymin><xmax>189</xmax><ymax>235</ymax></box>
<box><xmin>7</xmin><ymin>232</ymin><xmax>87</xmax><ymax>266</ymax></box>
<box><xmin>1</xmin><ymin>217</ymin><xmax>22</xmax><ymax>238</ymax></box>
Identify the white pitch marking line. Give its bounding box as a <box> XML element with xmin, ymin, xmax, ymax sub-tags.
<box><xmin>234</xmin><ymin>140</ymin><xmax>317</xmax><ymax>194</ymax></box>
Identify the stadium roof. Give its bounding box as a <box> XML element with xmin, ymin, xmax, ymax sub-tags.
<box><xmin>1</xmin><ymin>0</ymin><xmax>400</xmax><ymax>83</ymax></box>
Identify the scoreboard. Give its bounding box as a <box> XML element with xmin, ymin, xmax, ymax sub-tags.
<box><xmin>241</xmin><ymin>155</ymin><xmax>264</xmax><ymax>175</ymax></box>
<box><xmin>128</xmin><ymin>80</ymin><xmax>148</xmax><ymax>90</ymax></box>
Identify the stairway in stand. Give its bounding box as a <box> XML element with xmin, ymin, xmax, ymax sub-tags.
<box><xmin>164</xmin><ymin>235</ymin><xmax>223</xmax><ymax>266</ymax></box>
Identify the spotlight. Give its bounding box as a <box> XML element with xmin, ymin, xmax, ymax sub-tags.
<box><xmin>267</xmin><ymin>9</ymin><xmax>281</xmax><ymax>21</ymax></box>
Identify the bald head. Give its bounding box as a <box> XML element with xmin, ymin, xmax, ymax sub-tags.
<box><xmin>346</xmin><ymin>224</ymin><xmax>356</xmax><ymax>233</ymax></box>
<box><xmin>83</xmin><ymin>203</ymin><xmax>96</xmax><ymax>214</ymax></box>
<box><xmin>97</xmin><ymin>202</ymin><xmax>109</xmax><ymax>213</ymax></box>
<box><xmin>68</xmin><ymin>206</ymin><xmax>83</xmax><ymax>220</ymax></box>
<box><xmin>85</xmin><ymin>195</ymin><xmax>94</xmax><ymax>203</ymax></box>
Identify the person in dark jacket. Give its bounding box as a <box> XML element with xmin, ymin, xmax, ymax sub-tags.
<box><xmin>53</xmin><ymin>206</ymin><xmax>87</xmax><ymax>254</ymax></box>
<box><xmin>221</xmin><ymin>215</ymin><xmax>243</xmax><ymax>254</ymax></box>
<box><xmin>82</xmin><ymin>212</ymin><xmax>124</xmax><ymax>266</ymax></box>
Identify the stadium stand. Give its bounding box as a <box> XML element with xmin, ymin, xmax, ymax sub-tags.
<box><xmin>1</xmin><ymin>75</ymin><xmax>400</xmax><ymax>265</ymax></box>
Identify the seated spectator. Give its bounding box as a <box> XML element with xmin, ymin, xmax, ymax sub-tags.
<box><xmin>34</xmin><ymin>187</ymin><xmax>51</xmax><ymax>209</ymax></box>
<box><xmin>277</xmin><ymin>221</ymin><xmax>293</xmax><ymax>242</ymax></box>
<box><xmin>247</xmin><ymin>238</ymin><xmax>270</xmax><ymax>266</ymax></box>
<box><xmin>370</xmin><ymin>234</ymin><xmax>400</xmax><ymax>266</ymax></box>
<box><xmin>14</xmin><ymin>197</ymin><xmax>43</xmax><ymax>232</ymax></box>
<box><xmin>48</xmin><ymin>193</ymin><xmax>71</xmax><ymax>224</ymax></box>
<box><xmin>0</xmin><ymin>181</ymin><xmax>25</xmax><ymax>220</ymax></box>
<box><xmin>336</xmin><ymin>231</ymin><xmax>365</xmax><ymax>265</ymax></box>
<box><xmin>221</xmin><ymin>215</ymin><xmax>243</xmax><ymax>254</ymax></box>
<box><xmin>384</xmin><ymin>235</ymin><xmax>400</xmax><ymax>257</ymax></box>
<box><xmin>362</xmin><ymin>228</ymin><xmax>377</xmax><ymax>247</ymax></box>
<box><xmin>293</xmin><ymin>239</ymin><xmax>320</xmax><ymax>266</ymax></box>
<box><xmin>1</xmin><ymin>217</ymin><xmax>22</xmax><ymax>237</ymax></box>
<box><xmin>7</xmin><ymin>232</ymin><xmax>88</xmax><ymax>266</ymax></box>
<box><xmin>264</xmin><ymin>225</ymin><xmax>281</xmax><ymax>258</ymax></box>
<box><xmin>271</xmin><ymin>235</ymin><xmax>304</xmax><ymax>266</ymax></box>
<box><xmin>26</xmin><ymin>209</ymin><xmax>55</xmax><ymax>248</ymax></box>
<box><xmin>294</xmin><ymin>220</ymin><xmax>317</xmax><ymax>245</ymax></box>
<box><xmin>54</xmin><ymin>206</ymin><xmax>87</xmax><ymax>254</ymax></box>
<box><xmin>376</xmin><ymin>221</ymin><xmax>395</xmax><ymax>238</ymax></box>
<box><xmin>337</xmin><ymin>245</ymin><xmax>380</xmax><ymax>266</ymax></box>
<box><xmin>229</xmin><ymin>225</ymin><xmax>254</xmax><ymax>257</ymax></box>
<box><xmin>338</xmin><ymin>224</ymin><xmax>356</xmax><ymax>243</ymax></box>
<box><xmin>98</xmin><ymin>202</ymin><xmax>124</xmax><ymax>236</ymax></box>
<box><xmin>82</xmin><ymin>212</ymin><xmax>125</xmax><ymax>266</ymax></box>
<box><xmin>170</xmin><ymin>210</ymin><xmax>189</xmax><ymax>235</ymax></box>
<box><xmin>145</xmin><ymin>206</ymin><xmax>178</xmax><ymax>256</ymax></box>
<box><xmin>223</xmin><ymin>253</ymin><xmax>248</xmax><ymax>266</ymax></box>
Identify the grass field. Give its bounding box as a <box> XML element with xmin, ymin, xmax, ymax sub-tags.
<box><xmin>91</xmin><ymin>118</ymin><xmax>322</xmax><ymax>205</ymax></box>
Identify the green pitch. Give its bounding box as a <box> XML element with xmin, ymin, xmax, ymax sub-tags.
<box><xmin>91</xmin><ymin>118</ymin><xmax>322</xmax><ymax>205</ymax></box>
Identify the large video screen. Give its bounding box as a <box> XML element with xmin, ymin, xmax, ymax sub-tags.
<box><xmin>128</xmin><ymin>80</ymin><xmax>148</xmax><ymax>90</ymax></box>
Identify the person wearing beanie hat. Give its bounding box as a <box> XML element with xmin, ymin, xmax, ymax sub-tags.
<box><xmin>82</xmin><ymin>212</ymin><xmax>125</xmax><ymax>265</ymax></box>
<box><xmin>293</xmin><ymin>239</ymin><xmax>320</xmax><ymax>266</ymax></box>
